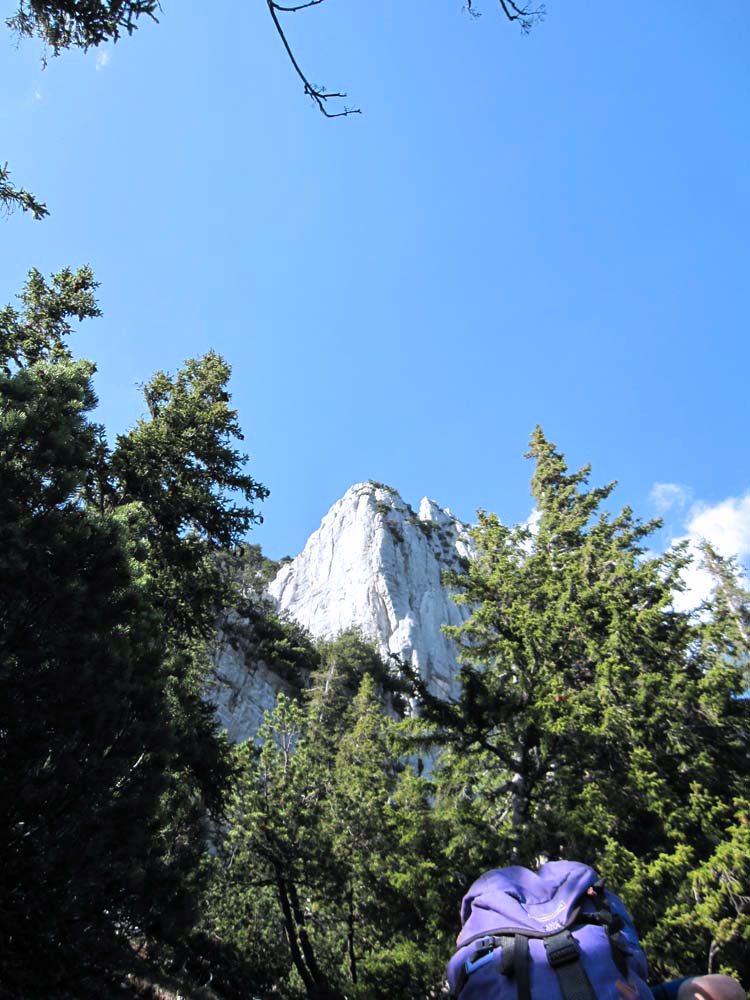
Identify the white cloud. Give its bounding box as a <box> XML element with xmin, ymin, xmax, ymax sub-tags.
<box><xmin>33</xmin><ymin>88</ymin><xmax>43</xmax><ymax>102</ymax></box>
<box><xmin>669</xmin><ymin>493</ymin><xmax>750</xmax><ymax>611</ymax></box>
<box><xmin>522</xmin><ymin>487</ymin><xmax>749</xmax><ymax>612</ymax></box>
<box><xmin>95</xmin><ymin>50</ymin><xmax>111</xmax><ymax>71</ymax></box>
<box><xmin>687</xmin><ymin>495</ymin><xmax>750</xmax><ymax>562</ymax></box>
<box><xmin>650</xmin><ymin>482</ymin><xmax>692</xmax><ymax>512</ymax></box>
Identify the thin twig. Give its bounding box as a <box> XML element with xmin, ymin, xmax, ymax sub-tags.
<box><xmin>267</xmin><ymin>0</ymin><xmax>360</xmax><ymax>118</ymax></box>
<box><xmin>273</xmin><ymin>0</ymin><xmax>326</xmax><ymax>11</ymax></box>
<box><xmin>466</xmin><ymin>0</ymin><xmax>545</xmax><ymax>32</ymax></box>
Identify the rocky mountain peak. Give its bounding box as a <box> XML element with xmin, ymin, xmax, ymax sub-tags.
<box><xmin>267</xmin><ymin>481</ymin><xmax>473</xmax><ymax>699</ymax></box>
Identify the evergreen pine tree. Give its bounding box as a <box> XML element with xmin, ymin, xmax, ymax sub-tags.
<box><xmin>213</xmin><ymin>640</ymin><xmax>453</xmax><ymax>1000</ymax></box>
<box><xmin>0</xmin><ymin>269</ymin><xmax>169</xmax><ymax>994</ymax></box>
<box><xmin>406</xmin><ymin>428</ymin><xmax>750</xmax><ymax>976</ymax></box>
<box><xmin>0</xmin><ymin>267</ymin><xmax>270</xmax><ymax>994</ymax></box>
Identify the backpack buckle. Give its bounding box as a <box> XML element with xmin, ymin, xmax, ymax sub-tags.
<box><xmin>545</xmin><ymin>932</ymin><xmax>580</xmax><ymax>968</ymax></box>
<box><xmin>472</xmin><ymin>936</ymin><xmax>499</xmax><ymax>955</ymax></box>
<box><xmin>463</xmin><ymin>936</ymin><xmax>501</xmax><ymax>977</ymax></box>
<box><xmin>465</xmin><ymin>951</ymin><xmax>495</xmax><ymax>976</ymax></box>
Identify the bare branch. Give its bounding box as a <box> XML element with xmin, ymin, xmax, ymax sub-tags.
<box><xmin>273</xmin><ymin>0</ymin><xmax>326</xmax><ymax>11</ymax></box>
<box><xmin>466</xmin><ymin>0</ymin><xmax>545</xmax><ymax>32</ymax></box>
<box><xmin>267</xmin><ymin>0</ymin><xmax>360</xmax><ymax>118</ymax></box>
<box><xmin>499</xmin><ymin>0</ymin><xmax>545</xmax><ymax>32</ymax></box>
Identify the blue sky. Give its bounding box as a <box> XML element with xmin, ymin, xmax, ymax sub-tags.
<box><xmin>2</xmin><ymin>0</ymin><xmax>749</xmax><ymax>577</ymax></box>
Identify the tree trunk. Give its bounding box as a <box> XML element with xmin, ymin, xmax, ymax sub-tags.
<box><xmin>346</xmin><ymin>882</ymin><xmax>357</xmax><ymax>985</ymax></box>
<box><xmin>275</xmin><ymin>874</ymin><xmax>316</xmax><ymax>996</ymax></box>
<box><xmin>288</xmin><ymin>878</ymin><xmax>345</xmax><ymax>1000</ymax></box>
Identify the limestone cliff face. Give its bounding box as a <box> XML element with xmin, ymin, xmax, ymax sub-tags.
<box><xmin>209</xmin><ymin>629</ymin><xmax>296</xmax><ymax>744</ymax></box>
<box><xmin>267</xmin><ymin>482</ymin><xmax>473</xmax><ymax>699</ymax></box>
<box><xmin>208</xmin><ymin>482</ymin><xmax>474</xmax><ymax>742</ymax></box>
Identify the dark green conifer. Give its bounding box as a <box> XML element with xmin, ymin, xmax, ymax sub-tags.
<box><xmin>0</xmin><ymin>268</ymin><xmax>269</xmax><ymax>995</ymax></box>
<box><xmin>406</xmin><ymin>428</ymin><xmax>750</xmax><ymax>977</ymax></box>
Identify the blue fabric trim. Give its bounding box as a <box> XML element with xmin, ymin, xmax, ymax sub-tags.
<box><xmin>464</xmin><ymin>950</ymin><xmax>495</xmax><ymax>976</ymax></box>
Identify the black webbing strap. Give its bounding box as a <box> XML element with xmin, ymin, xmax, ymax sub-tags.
<box><xmin>497</xmin><ymin>933</ymin><xmax>531</xmax><ymax>1000</ymax></box>
<box><xmin>500</xmin><ymin>936</ymin><xmax>515</xmax><ymax>975</ymax></box>
<box><xmin>514</xmin><ymin>934</ymin><xmax>531</xmax><ymax>1000</ymax></box>
<box><xmin>544</xmin><ymin>931</ymin><xmax>597</xmax><ymax>1000</ymax></box>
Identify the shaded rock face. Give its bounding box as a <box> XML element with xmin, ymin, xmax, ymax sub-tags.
<box><xmin>267</xmin><ymin>482</ymin><xmax>473</xmax><ymax>700</ymax></box>
<box><xmin>209</xmin><ymin>630</ymin><xmax>296</xmax><ymax>744</ymax></box>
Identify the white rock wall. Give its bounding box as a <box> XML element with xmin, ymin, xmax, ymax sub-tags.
<box><xmin>208</xmin><ymin>629</ymin><xmax>297</xmax><ymax>743</ymax></box>
<box><xmin>267</xmin><ymin>482</ymin><xmax>473</xmax><ymax>699</ymax></box>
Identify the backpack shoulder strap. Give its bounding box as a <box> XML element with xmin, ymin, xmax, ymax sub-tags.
<box><xmin>456</xmin><ymin>933</ymin><xmax>532</xmax><ymax>1000</ymax></box>
<box><xmin>513</xmin><ymin>934</ymin><xmax>531</xmax><ymax>1000</ymax></box>
<box><xmin>544</xmin><ymin>930</ymin><xmax>597</xmax><ymax>1000</ymax></box>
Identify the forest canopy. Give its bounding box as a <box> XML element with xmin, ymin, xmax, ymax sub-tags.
<box><xmin>2</xmin><ymin>269</ymin><xmax>748</xmax><ymax>996</ymax></box>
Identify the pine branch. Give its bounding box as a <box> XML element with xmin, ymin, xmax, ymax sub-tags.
<box><xmin>0</xmin><ymin>163</ymin><xmax>48</xmax><ymax>220</ymax></box>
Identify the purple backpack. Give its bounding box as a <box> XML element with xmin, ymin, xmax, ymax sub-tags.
<box><xmin>447</xmin><ymin>862</ymin><xmax>654</xmax><ymax>1000</ymax></box>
